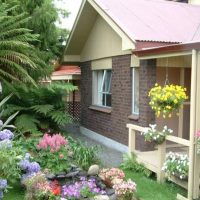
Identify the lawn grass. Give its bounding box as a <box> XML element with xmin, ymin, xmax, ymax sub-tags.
<box><xmin>124</xmin><ymin>170</ymin><xmax>187</xmax><ymax>200</ymax></box>
<box><xmin>4</xmin><ymin>183</ymin><xmax>25</xmax><ymax>200</ymax></box>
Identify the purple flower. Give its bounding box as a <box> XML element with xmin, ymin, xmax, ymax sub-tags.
<box><xmin>0</xmin><ymin>129</ymin><xmax>14</xmax><ymax>141</ymax></box>
<box><xmin>0</xmin><ymin>139</ymin><xmax>12</xmax><ymax>149</ymax></box>
<box><xmin>19</xmin><ymin>159</ymin><xmax>30</xmax><ymax>171</ymax></box>
<box><xmin>27</xmin><ymin>162</ymin><xmax>40</xmax><ymax>173</ymax></box>
<box><xmin>19</xmin><ymin>155</ymin><xmax>40</xmax><ymax>174</ymax></box>
<box><xmin>0</xmin><ymin>190</ymin><xmax>3</xmax><ymax>199</ymax></box>
<box><xmin>0</xmin><ymin>179</ymin><xmax>7</xmax><ymax>190</ymax></box>
<box><xmin>62</xmin><ymin>177</ymin><xmax>106</xmax><ymax>198</ymax></box>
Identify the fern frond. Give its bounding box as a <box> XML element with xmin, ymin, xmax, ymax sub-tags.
<box><xmin>15</xmin><ymin>114</ymin><xmax>39</xmax><ymax>133</ymax></box>
<box><xmin>31</xmin><ymin>104</ymin><xmax>54</xmax><ymax>115</ymax></box>
<box><xmin>48</xmin><ymin>110</ymin><xmax>72</xmax><ymax>126</ymax></box>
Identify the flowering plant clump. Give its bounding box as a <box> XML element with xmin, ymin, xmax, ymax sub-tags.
<box><xmin>113</xmin><ymin>179</ymin><xmax>136</xmax><ymax>200</ymax></box>
<box><xmin>24</xmin><ymin>172</ymin><xmax>60</xmax><ymax>200</ymax></box>
<box><xmin>99</xmin><ymin>168</ymin><xmax>125</xmax><ymax>187</ymax></box>
<box><xmin>141</xmin><ymin>124</ymin><xmax>173</xmax><ymax>144</ymax></box>
<box><xmin>162</xmin><ymin>152</ymin><xmax>189</xmax><ymax>180</ymax></box>
<box><xmin>0</xmin><ymin>129</ymin><xmax>14</xmax><ymax>141</ymax></box>
<box><xmin>62</xmin><ymin>176</ymin><xmax>106</xmax><ymax>199</ymax></box>
<box><xmin>37</xmin><ymin>133</ymin><xmax>68</xmax><ymax>152</ymax></box>
<box><xmin>149</xmin><ymin>83</ymin><xmax>188</xmax><ymax>118</ymax></box>
<box><xmin>36</xmin><ymin>134</ymin><xmax>70</xmax><ymax>174</ymax></box>
<box><xmin>19</xmin><ymin>153</ymin><xmax>41</xmax><ymax>182</ymax></box>
<box><xmin>196</xmin><ymin>130</ymin><xmax>200</xmax><ymax>154</ymax></box>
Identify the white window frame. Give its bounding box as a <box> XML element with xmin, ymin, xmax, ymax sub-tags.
<box><xmin>93</xmin><ymin>69</ymin><xmax>112</xmax><ymax>108</ymax></box>
<box><xmin>132</xmin><ymin>68</ymin><xmax>139</xmax><ymax>115</ymax></box>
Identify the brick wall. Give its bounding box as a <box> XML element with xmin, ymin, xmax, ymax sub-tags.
<box><xmin>80</xmin><ymin>56</ymin><xmax>156</xmax><ymax>151</ymax></box>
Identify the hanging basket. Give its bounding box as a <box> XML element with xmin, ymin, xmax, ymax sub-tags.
<box><xmin>148</xmin><ymin>84</ymin><xmax>188</xmax><ymax>118</ymax></box>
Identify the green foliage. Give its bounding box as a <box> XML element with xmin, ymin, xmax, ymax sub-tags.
<box><xmin>80</xmin><ymin>186</ymin><xmax>96</xmax><ymax>198</ymax></box>
<box><xmin>120</xmin><ymin>153</ymin><xmax>152</xmax><ymax>177</ymax></box>
<box><xmin>3</xmin><ymin>0</ymin><xmax>69</xmax><ymax>60</ymax></box>
<box><xmin>68</xmin><ymin>137</ymin><xmax>100</xmax><ymax>170</ymax></box>
<box><xmin>2</xmin><ymin>82</ymin><xmax>77</xmax><ymax>135</ymax></box>
<box><xmin>35</xmin><ymin>147</ymin><xmax>70</xmax><ymax>174</ymax></box>
<box><xmin>0</xmin><ymin>143</ymin><xmax>24</xmax><ymax>183</ymax></box>
<box><xmin>0</xmin><ymin>3</ymin><xmax>52</xmax><ymax>90</ymax></box>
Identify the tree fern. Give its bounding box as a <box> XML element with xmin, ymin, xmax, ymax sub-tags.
<box><xmin>2</xmin><ymin>82</ymin><xmax>75</xmax><ymax>135</ymax></box>
<box><xmin>0</xmin><ymin>3</ymin><xmax>52</xmax><ymax>90</ymax></box>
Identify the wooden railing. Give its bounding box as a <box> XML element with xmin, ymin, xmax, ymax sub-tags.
<box><xmin>127</xmin><ymin>124</ymin><xmax>190</xmax><ymax>183</ymax></box>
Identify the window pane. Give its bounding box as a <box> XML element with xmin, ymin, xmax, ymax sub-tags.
<box><xmin>106</xmin><ymin>94</ymin><xmax>112</xmax><ymax>107</ymax></box>
<box><xmin>133</xmin><ymin>68</ymin><xmax>139</xmax><ymax>114</ymax></box>
<box><xmin>103</xmin><ymin>70</ymin><xmax>112</xmax><ymax>93</ymax></box>
<box><xmin>97</xmin><ymin>71</ymin><xmax>103</xmax><ymax>105</ymax></box>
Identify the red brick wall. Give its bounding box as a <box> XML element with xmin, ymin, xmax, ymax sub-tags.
<box><xmin>80</xmin><ymin>55</ymin><xmax>156</xmax><ymax>151</ymax></box>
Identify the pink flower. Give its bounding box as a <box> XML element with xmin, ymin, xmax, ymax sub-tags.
<box><xmin>196</xmin><ymin>130</ymin><xmax>200</xmax><ymax>138</ymax></box>
<box><xmin>37</xmin><ymin>133</ymin><xmax>68</xmax><ymax>152</ymax></box>
<box><xmin>59</xmin><ymin>154</ymin><xmax>64</xmax><ymax>159</ymax></box>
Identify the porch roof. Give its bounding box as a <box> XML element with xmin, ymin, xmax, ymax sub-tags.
<box><xmin>133</xmin><ymin>41</ymin><xmax>200</xmax><ymax>57</ymax></box>
<box><xmin>52</xmin><ymin>66</ymin><xmax>81</xmax><ymax>76</ymax></box>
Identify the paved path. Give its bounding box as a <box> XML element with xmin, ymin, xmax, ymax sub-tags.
<box><xmin>65</xmin><ymin>124</ymin><xmax>124</xmax><ymax>167</ymax></box>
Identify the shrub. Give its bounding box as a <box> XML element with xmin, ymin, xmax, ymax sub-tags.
<box><xmin>99</xmin><ymin>168</ymin><xmax>125</xmax><ymax>186</ymax></box>
<box><xmin>35</xmin><ymin>134</ymin><xmax>70</xmax><ymax>174</ymax></box>
<box><xmin>68</xmin><ymin>137</ymin><xmax>100</xmax><ymax>170</ymax></box>
<box><xmin>120</xmin><ymin>153</ymin><xmax>152</xmax><ymax>177</ymax></box>
<box><xmin>24</xmin><ymin>172</ymin><xmax>59</xmax><ymax>200</ymax></box>
<box><xmin>2</xmin><ymin>83</ymin><xmax>77</xmax><ymax>135</ymax></box>
<box><xmin>113</xmin><ymin>179</ymin><xmax>136</xmax><ymax>200</ymax></box>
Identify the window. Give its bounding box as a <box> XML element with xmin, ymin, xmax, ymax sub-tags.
<box><xmin>93</xmin><ymin>69</ymin><xmax>112</xmax><ymax>107</ymax></box>
<box><xmin>132</xmin><ymin>68</ymin><xmax>139</xmax><ymax>114</ymax></box>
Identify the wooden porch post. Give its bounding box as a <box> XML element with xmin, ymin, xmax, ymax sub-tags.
<box><xmin>192</xmin><ymin>50</ymin><xmax>200</xmax><ymax>199</ymax></box>
<box><xmin>157</xmin><ymin>141</ymin><xmax>166</xmax><ymax>183</ymax></box>
<box><xmin>128</xmin><ymin>128</ymin><xmax>136</xmax><ymax>154</ymax></box>
<box><xmin>188</xmin><ymin>49</ymin><xmax>197</xmax><ymax>200</ymax></box>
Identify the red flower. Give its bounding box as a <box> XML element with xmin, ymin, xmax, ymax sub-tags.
<box><xmin>52</xmin><ymin>186</ymin><xmax>61</xmax><ymax>196</ymax></box>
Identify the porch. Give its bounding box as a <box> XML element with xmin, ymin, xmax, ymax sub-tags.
<box><xmin>128</xmin><ymin>45</ymin><xmax>200</xmax><ymax>200</ymax></box>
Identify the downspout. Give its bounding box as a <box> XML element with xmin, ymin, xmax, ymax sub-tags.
<box><xmin>188</xmin><ymin>49</ymin><xmax>197</xmax><ymax>200</ymax></box>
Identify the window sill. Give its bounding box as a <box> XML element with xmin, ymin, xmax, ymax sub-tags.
<box><xmin>128</xmin><ymin>114</ymin><xmax>139</xmax><ymax>121</ymax></box>
<box><xmin>89</xmin><ymin>105</ymin><xmax>112</xmax><ymax>114</ymax></box>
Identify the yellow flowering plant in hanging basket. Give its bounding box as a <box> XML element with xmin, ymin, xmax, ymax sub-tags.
<box><xmin>148</xmin><ymin>83</ymin><xmax>188</xmax><ymax>118</ymax></box>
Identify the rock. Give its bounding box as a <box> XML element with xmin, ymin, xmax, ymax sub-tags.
<box><xmin>78</xmin><ymin>170</ymin><xmax>88</xmax><ymax>177</ymax></box>
<box><xmin>93</xmin><ymin>195</ymin><xmax>110</xmax><ymax>200</ymax></box>
<box><xmin>88</xmin><ymin>165</ymin><xmax>100</xmax><ymax>176</ymax></box>
<box><xmin>46</xmin><ymin>173</ymin><xmax>55</xmax><ymax>180</ymax></box>
<box><xmin>65</xmin><ymin>171</ymin><xmax>79</xmax><ymax>178</ymax></box>
<box><xmin>106</xmin><ymin>188</ymin><xmax>115</xmax><ymax>196</ymax></box>
<box><xmin>109</xmin><ymin>194</ymin><xmax>117</xmax><ymax>200</ymax></box>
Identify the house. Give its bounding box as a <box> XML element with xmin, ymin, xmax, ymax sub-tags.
<box><xmin>64</xmin><ymin>0</ymin><xmax>200</xmax><ymax>153</ymax></box>
<box><xmin>51</xmin><ymin>65</ymin><xmax>81</xmax><ymax>121</ymax></box>
<box><xmin>64</xmin><ymin>1</ymin><xmax>200</xmax><ymax>198</ymax></box>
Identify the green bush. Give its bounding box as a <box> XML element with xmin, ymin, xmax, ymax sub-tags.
<box><xmin>120</xmin><ymin>153</ymin><xmax>152</xmax><ymax>177</ymax></box>
<box><xmin>68</xmin><ymin>137</ymin><xmax>100</xmax><ymax>170</ymax></box>
<box><xmin>2</xmin><ymin>82</ymin><xmax>77</xmax><ymax>135</ymax></box>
